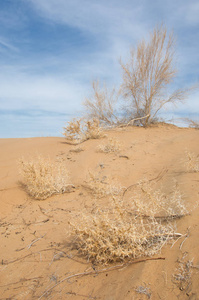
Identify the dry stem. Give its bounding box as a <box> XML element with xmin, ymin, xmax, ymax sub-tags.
<box><xmin>39</xmin><ymin>257</ymin><xmax>165</xmax><ymax>299</ymax></box>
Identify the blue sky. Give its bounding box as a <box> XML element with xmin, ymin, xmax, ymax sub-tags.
<box><xmin>0</xmin><ymin>0</ymin><xmax>198</xmax><ymax>137</ymax></box>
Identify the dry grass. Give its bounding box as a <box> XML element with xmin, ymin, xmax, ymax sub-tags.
<box><xmin>70</xmin><ymin>181</ymin><xmax>187</xmax><ymax>264</ymax></box>
<box><xmin>97</xmin><ymin>138</ymin><xmax>122</xmax><ymax>154</ymax></box>
<box><xmin>63</xmin><ymin>118</ymin><xmax>104</xmax><ymax>143</ymax></box>
<box><xmin>185</xmin><ymin>151</ymin><xmax>199</xmax><ymax>172</ymax></box>
<box><xmin>62</xmin><ymin>118</ymin><xmax>82</xmax><ymax>141</ymax></box>
<box><xmin>130</xmin><ymin>181</ymin><xmax>187</xmax><ymax>218</ymax></box>
<box><xmin>19</xmin><ymin>156</ymin><xmax>72</xmax><ymax>200</ymax></box>
<box><xmin>85</xmin><ymin>118</ymin><xmax>105</xmax><ymax>140</ymax></box>
<box><xmin>69</xmin><ymin>146</ymin><xmax>84</xmax><ymax>153</ymax></box>
<box><xmin>84</xmin><ymin>172</ymin><xmax>124</xmax><ymax>198</ymax></box>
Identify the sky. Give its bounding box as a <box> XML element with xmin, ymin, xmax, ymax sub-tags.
<box><xmin>0</xmin><ymin>0</ymin><xmax>199</xmax><ymax>138</ymax></box>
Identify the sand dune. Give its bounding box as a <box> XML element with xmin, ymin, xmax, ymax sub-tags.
<box><xmin>0</xmin><ymin>124</ymin><xmax>198</xmax><ymax>299</ymax></box>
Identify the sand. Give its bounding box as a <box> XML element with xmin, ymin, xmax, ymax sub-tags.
<box><xmin>0</xmin><ymin>124</ymin><xmax>198</xmax><ymax>299</ymax></box>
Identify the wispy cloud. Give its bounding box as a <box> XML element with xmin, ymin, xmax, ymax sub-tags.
<box><xmin>0</xmin><ymin>37</ymin><xmax>19</xmax><ymax>53</ymax></box>
<box><xmin>0</xmin><ymin>70</ymin><xmax>86</xmax><ymax>112</ymax></box>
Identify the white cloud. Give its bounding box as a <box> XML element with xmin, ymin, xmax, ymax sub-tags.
<box><xmin>0</xmin><ymin>70</ymin><xmax>86</xmax><ymax>113</ymax></box>
<box><xmin>28</xmin><ymin>0</ymin><xmax>144</xmax><ymax>35</ymax></box>
<box><xmin>0</xmin><ymin>37</ymin><xmax>19</xmax><ymax>53</ymax></box>
<box><xmin>181</xmin><ymin>1</ymin><xmax>199</xmax><ymax>25</ymax></box>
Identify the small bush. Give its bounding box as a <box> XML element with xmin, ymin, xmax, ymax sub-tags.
<box><xmin>84</xmin><ymin>172</ymin><xmax>124</xmax><ymax>198</ymax></box>
<box><xmin>63</xmin><ymin>118</ymin><xmax>104</xmax><ymax>143</ymax></box>
<box><xmin>71</xmin><ymin>198</ymin><xmax>175</xmax><ymax>264</ymax></box>
<box><xmin>85</xmin><ymin>118</ymin><xmax>105</xmax><ymax>140</ymax></box>
<box><xmin>19</xmin><ymin>156</ymin><xmax>72</xmax><ymax>200</ymax></box>
<box><xmin>184</xmin><ymin>118</ymin><xmax>199</xmax><ymax>129</ymax></box>
<box><xmin>130</xmin><ymin>181</ymin><xmax>187</xmax><ymax>218</ymax></box>
<box><xmin>135</xmin><ymin>285</ymin><xmax>151</xmax><ymax>299</ymax></box>
<box><xmin>185</xmin><ymin>151</ymin><xmax>199</xmax><ymax>172</ymax></box>
<box><xmin>63</xmin><ymin>118</ymin><xmax>82</xmax><ymax>141</ymax></box>
<box><xmin>70</xmin><ymin>182</ymin><xmax>187</xmax><ymax>264</ymax></box>
<box><xmin>69</xmin><ymin>146</ymin><xmax>84</xmax><ymax>153</ymax></box>
<box><xmin>97</xmin><ymin>138</ymin><xmax>121</xmax><ymax>154</ymax></box>
<box><xmin>173</xmin><ymin>253</ymin><xmax>193</xmax><ymax>291</ymax></box>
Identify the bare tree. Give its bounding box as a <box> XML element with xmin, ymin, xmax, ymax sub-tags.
<box><xmin>83</xmin><ymin>80</ymin><xmax>120</xmax><ymax>126</ymax></box>
<box><xmin>120</xmin><ymin>25</ymin><xmax>193</xmax><ymax>126</ymax></box>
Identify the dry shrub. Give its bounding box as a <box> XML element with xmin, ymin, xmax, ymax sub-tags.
<box><xmin>69</xmin><ymin>146</ymin><xmax>84</xmax><ymax>153</ymax></box>
<box><xmin>19</xmin><ymin>156</ymin><xmax>72</xmax><ymax>200</ymax></box>
<box><xmin>97</xmin><ymin>138</ymin><xmax>121</xmax><ymax>154</ymax></box>
<box><xmin>120</xmin><ymin>25</ymin><xmax>195</xmax><ymax>126</ymax></box>
<box><xmin>63</xmin><ymin>118</ymin><xmax>82</xmax><ymax>141</ymax></box>
<box><xmin>83</xmin><ymin>80</ymin><xmax>120</xmax><ymax>126</ymax></box>
<box><xmin>189</xmin><ymin>120</ymin><xmax>199</xmax><ymax>129</ymax></box>
<box><xmin>173</xmin><ymin>253</ymin><xmax>193</xmax><ymax>291</ymax></box>
<box><xmin>185</xmin><ymin>151</ymin><xmax>199</xmax><ymax>172</ymax></box>
<box><xmin>85</xmin><ymin>118</ymin><xmax>105</xmax><ymax>140</ymax></box>
<box><xmin>184</xmin><ymin>118</ymin><xmax>199</xmax><ymax>129</ymax></box>
<box><xmin>71</xmin><ymin>197</ymin><xmax>176</xmax><ymax>264</ymax></box>
<box><xmin>63</xmin><ymin>118</ymin><xmax>104</xmax><ymax>143</ymax></box>
<box><xmin>84</xmin><ymin>172</ymin><xmax>124</xmax><ymax>198</ymax></box>
<box><xmin>135</xmin><ymin>285</ymin><xmax>151</xmax><ymax>299</ymax></box>
<box><xmin>130</xmin><ymin>181</ymin><xmax>187</xmax><ymax>218</ymax></box>
<box><xmin>70</xmin><ymin>182</ymin><xmax>187</xmax><ymax>264</ymax></box>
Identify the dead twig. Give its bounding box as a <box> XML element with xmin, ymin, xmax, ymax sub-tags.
<box><xmin>0</xmin><ymin>186</ymin><xmax>18</xmax><ymax>192</ymax></box>
<box><xmin>39</xmin><ymin>257</ymin><xmax>165</xmax><ymax>299</ymax></box>
<box><xmin>38</xmin><ymin>205</ymin><xmax>53</xmax><ymax>218</ymax></box>
<box><xmin>0</xmin><ymin>276</ymin><xmax>43</xmax><ymax>288</ymax></box>
<box><xmin>179</xmin><ymin>229</ymin><xmax>190</xmax><ymax>250</ymax></box>
<box><xmin>170</xmin><ymin>233</ymin><xmax>187</xmax><ymax>248</ymax></box>
<box><xmin>3</xmin><ymin>247</ymin><xmax>61</xmax><ymax>265</ymax></box>
<box><xmin>140</xmin><ymin>213</ymin><xmax>188</xmax><ymax>221</ymax></box>
<box><xmin>66</xmin><ymin>291</ymin><xmax>96</xmax><ymax>299</ymax></box>
<box><xmin>119</xmin><ymin>155</ymin><xmax>129</xmax><ymax>159</ymax></box>
<box><xmin>27</xmin><ymin>234</ymin><xmax>46</xmax><ymax>249</ymax></box>
<box><xmin>118</xmin><ymin>115</ymin><xmax>150</xmax><ymax>127</ymax></box>
<box><xmin>49</xmin><ymin>251</ymin><xmax>65</xmax><ymax>266</ymax></box>
<box><xmin>122</xmin><ymin>168</ymin><xmax>168</xmax><ymax>198</ymax></box>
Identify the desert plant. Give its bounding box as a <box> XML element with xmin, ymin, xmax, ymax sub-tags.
<box><xmin>84</xmin><ymin>172</ymin><xmax>123</xmax><ymax>198</ymax></box>
<box><xmin>173</xmin><ymin>253</ymin><xmax>193</xmax><ymax>291</ymax></box>
<box><xmin>184</xmin><ymin>118</ymin><xmax>199</xmax><ymax>129</ymax></box>
<box><xmin>70</xmin><ymin>182</ymin><xmax>186</xmax><ymax>264</ymax></box>
<box><xmin>135</xmin><ymin>285</ymin><xmax>151</xmax><ymax>299</ymax></box>
<box><xmin>69</xmin><ymin>146</ymin><xmax>84</xmax><ymax>153</ymax></box>
<box><xmin>120</xmin><ymin>25</ymin><xmax>194</xmax><ymax>126</ymax></box>
<box><xmin>62</xmin><ymin>118</ymin><xmax>82</xmax><ymax>141</ymax></box>
<box><xmin>84</xmin><ymin>80</ymin><xmax>120</xmax><ymax>126</ymax></box>
<box><xmin>84</xmin><ymin>118</ymin><xmax>105</xmax><ymax>140</ymax></box>
<box><xmin>97</xmin><ymin>138</ymin><xmax>121</xmax><ymax>154</ymax></box>
<box><xmin>19</xmin><ymin>156</ymin><xmax>72</xmax><ymax>200</ymax></box>
<box><xmin>63</xmin><ymin>118</ymin><xmax>104</xmax><ymax>143</ymax></box>
<box><xmin>185</xmin><ymin>151</ymin><xmax>199</xmax><ymax>172</ymax></box>
<box><xmin>70</xmin><ymin>197</ymin><xmax>179</xmax><ymax>264</ymax></box>
<box><xmin>130</xmin><ymin>181</ymin><xmax>188</xmax><ymax>218</ymax></box>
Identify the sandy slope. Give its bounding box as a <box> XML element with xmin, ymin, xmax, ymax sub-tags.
<box><xmin>0</xmin><ymin>124</ymin><xmax>198</xmax><ymax>299</ymax></box>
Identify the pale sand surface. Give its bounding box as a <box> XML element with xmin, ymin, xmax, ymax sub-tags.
<box><xmin>0</xmin><ymin>124</ymin><xmax>198</xmax><ymax>299</ymax></box>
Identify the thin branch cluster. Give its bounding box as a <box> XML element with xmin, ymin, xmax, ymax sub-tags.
<box><xmin>82</xmin><ymin>25</ymin><xmax>195</xmax><ymax>127</ymax></box>
<box><xmin>70</xmin><ymin>182</ymin><xmax>187</xmax><ymax>264</ymax></box>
